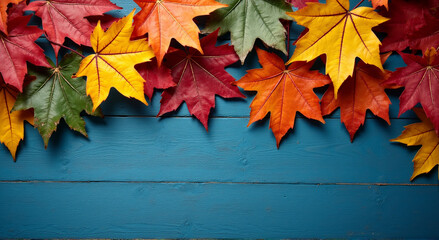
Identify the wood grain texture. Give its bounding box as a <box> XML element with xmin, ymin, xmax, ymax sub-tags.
<box><xmin>1</xmin><ymin>117</ymin><xmax>436</xmax><ymax>184</ymax></box>
<box><xmin>0</xmin><ymin>0</ymin><xmax>437</xmax><ymax>238</ymax></box>
<box><xmin>1</xmin><ymin>182</ymin><xmax>438</xmax><ymax>238</ymax></box>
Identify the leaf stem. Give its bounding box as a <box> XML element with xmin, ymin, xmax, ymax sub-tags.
<box><xmin>47</xmin><ymin>39</ymin><xmax>85</xmax><ymax>58</ymax></box>
<box><xmin>353</xmin><ymin>0</ymin><xmax>365</xmax><ymax>9</ymax></box>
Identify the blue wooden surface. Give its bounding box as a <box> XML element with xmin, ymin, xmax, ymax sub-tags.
<box><xmin>1</xmin><ymin>0</ymin><xmax>438</xmax><ymax>238</ymax></box>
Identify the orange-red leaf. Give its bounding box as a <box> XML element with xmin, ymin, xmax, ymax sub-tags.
<box><xmin>133</xmin><ymin>0</ymin><xmax>226</xmax><ymax>65</ymax></box>
<box><xmin>369</xmin><ymin>0</ymin><xmax>388</xmax><ymax>10</ymax></box>
<box><xmin>0</xmin><ymin>0</ymin><xmax>21</xmax><ymax>35</ymax></box>
<box><xmin>321</xmin><ymin>54</ymin><xmax>392</xmax><ymax>141</ymax></box>
<box><xmin>236</xmin><ymin>48</ymin><xmax>330</xmax><ymax>147</ymax></box>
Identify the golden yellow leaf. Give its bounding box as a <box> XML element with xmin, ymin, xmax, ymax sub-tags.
<box><xmin>287</xmin><ymin>0</ymin><xmax>388</xmax><ymax>97</ymax></box>
<box><xmin>0</xmin><ymin>81</ymin><xmax>33</xmax><ymax>161</ymax></box>
<box><xmin>392</xmin><ymin>108</ymin><xmax>439</xmax><ymax>181</ymax></box>
<box><xmin>74</xmin><ymin>10</ymin><xmax>154</xmax><ymax>111</ymax></box>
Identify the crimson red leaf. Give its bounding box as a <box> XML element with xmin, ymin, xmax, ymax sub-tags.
<box><xmin>87</xmin><ymin>14</ymin><xmax>120</xmax><ymax>31</ymax></box>
<box><xmin>379</xmin><ymin>0</ymin><xmax>439</xmax><ymax>52</ymax></box>
<box><xmin>159</xmin><ymin>30</ymin><xmax>245</xmax><ymax>130</ymax></box>
<box><xmin>0</xmin><ymin>4</ymin><xmax>50</xmax><ymax>91</ymax></box>
<box><xmin>287</xmin><ymin>0</ymin><xmax>318</xmax><ymax>9</ymax></box>
<box><xmin>136</xmin><ymin>58</ymin><xmax>176</xmax><ymax>100</ymax></box>
<box><xmin>25</xmin><ymin>0</ymin><xmax>121</xmax><ymax>56</ymax></box>
<box><xmin>385</xmin><ymin>48</ymin><xmax>439</xmax><ymax>136</ymax></box>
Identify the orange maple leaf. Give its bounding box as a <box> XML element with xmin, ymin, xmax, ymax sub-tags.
<box><xmin>370</xmin><ymin>0</ymin><xmax>388</xmax><ymax>9</ymax></box>
<box><xmin>236</xmin><ymin>48</ymin><xmax>330</xmax><ymax>147</ymax></box>
<box><xmin>0</xmin><ymin>0</ymin><xmax>21</xmax><ymax>35</ymax></box>
<box><xmin>0</xmin><ymin>79</ymin><xmax>33</xmax><ymax>161</ymax></box>
<box><xmin>321</xmin><ymin>53</ymin><xmax>392</xmax><ymax>141</ymax></box>
<box><xmin>132</xmin><ymin>0</ymin><xmax>226</xmax><ymax>65</ymax></box>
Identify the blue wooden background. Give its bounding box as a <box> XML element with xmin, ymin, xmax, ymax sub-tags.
<box><xmin>1</xmin><ymin>0</ymin><xmax>439</xmax><ymax>238</ymax></box>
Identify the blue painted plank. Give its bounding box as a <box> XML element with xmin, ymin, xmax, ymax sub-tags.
<box><xmin>1</xmin><ymin>182</ymin><xmax>438</xmax><ymax>238</ymax></box>
<box><xmin>1</xmin><ymin>117</ymin><xmax>436</xmax><ymax>184</ymax></box>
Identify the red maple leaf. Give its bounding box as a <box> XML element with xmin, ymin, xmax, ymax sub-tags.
<box><xmin>0</xmin><ymin>2</ymin><xmax>50</xmax><ymax>91</ymax></box>
<box><xmin>379</xmin><ymin>0</ymin><xmax>439</xmax><ymax>52</ymax></box>
<box><xmin>287</xmin><ymin>0</ymin><xmax>318</xmax><ymax>9</ymax></box>
<box><xmin>25</xmin><ymin>0</ymin><xmax>121</xmax><ymax>56</ymax></box>
<box><xmin>385</xmin><ymin>48</ymin><xmax>439</xmax><ymax>136</ymax></box>
<box><xmin>159</xmin><ymin>30</ymin><xmax>245</xmax><ymax>130</ymax></box>
<box><xmin>136</xmin><ymin>58</ymin><xmax>176</xmax><ymax>100</ymax></box>
<box><xmin>87</xmin><ymin>14</ymin><xmax>120</xmax><ymax>31</ymax></box>
<box><xmin>236</xmin><ymin>48</ymin><xmax>330</xmax><ymax>147</ymax></box>
<box><xmin>321</xmin><ymin>54</ymin><xmax>392</xmax><ymax>141</ymax></box>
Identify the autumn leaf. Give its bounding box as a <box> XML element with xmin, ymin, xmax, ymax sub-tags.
<box><xmin>132</xmin><ymin>0</ymin><xmax>226</xmax><ymax>66</ymax></box>
<box><xmin>392</xmin><ymin>108</ymin><xmax>439</xmax><ymax>181</ymax></box>
<box><xmin>87</xmin><ymin>14</ymin><xmax>120</xmax><ymax>31</ymax></box>
<box><xmin>0</xmin><ymin>78</ymin><xmax>33</xmax><ymax>161</ymax></box>
<box><xmin>321</xmin><ymin>53</ymin><xmax>392</xmax><ymax>141</ymax></box>
<box><xmin>369</xmin><ymin>0</ymin><xmax>387</xmax><ymax>10</ymax></box>
<box><xmin>0</xmin><ymin>0</ymin><xmax>22</xmax><ymax>35</ymax></box>
<box><xmin>136</xmin><ymin>58</ymin><xmax>175</xmax><ymax>101</ymax></box>
<box><xmin>287</xmin><ymin>0</ymin><xmax>388</xmax><ymax>97</ymax></box>
<box><xmin>204</xmin><ymin>0</ymin><xmax>292</xmax><ymax>62</ymax></box>
<box><xmin>13</xmin><ymin>53</ymin><xmax>100</xmax><ymax>148</ymax></box>
<box><xmin>236</xmin><ymin>48</ymin><xmax>330</xmax><ymax>147</ymax></box>
<box><xmin>287</xmin><ymin>0</ymin><xmax>318</xmax><ymax>10</ymax></box>
<box><xmin>385</xmin><ymin>48</ymin><xmax>439</xmax><ymax>136</ymax></box>
<box><xmin>379</xmin><ymin>0</ymin><xmax>439</xmax><ymax>52</ymax></box>
<box><xmin>74</xmin><ymin>10</ymin><xmax>154</xmax><ymax>111</ymax></box>
<box><xmin>159</xmin><ymin>29</ymin><xmax>245</xmax><ymax>130</ymax></box>
<box><xmin>0</xmin><ymin>2</ymin><xmax>50</xmax><ymax>92</ymax></box>
<box><xmin>25</xmin><ymin>0</ymin><xmax>121</xmax><ymax>56</ymax></box>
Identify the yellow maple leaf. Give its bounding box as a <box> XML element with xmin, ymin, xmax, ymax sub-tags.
<box><xmin>0</xmin><ymin>81</ymin><xmax>33</xmax><ymax>161</ymax></box>
<box><xmin>74</xmin><ymin>10</ymin><xmax>154</xmax><ymax>111</ymax></box>
<box><xmin>287</xmin><ymin>0</ymin><xmax>388</xmax><ymax>97</ymax></box>
<box><xmin>392</xmin><ymin>108</ymin><xmax>439</xmax><ymax>181</ymax></box>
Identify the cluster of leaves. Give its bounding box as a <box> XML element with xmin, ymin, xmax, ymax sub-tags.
<box><xmin>0</xmin><ymin>0</ymin><xmax>438</xmax><ymax>181</ymax></box>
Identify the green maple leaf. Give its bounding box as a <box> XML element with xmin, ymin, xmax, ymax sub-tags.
<box><xmin>13</xmin><ymin>53</ymin><xmax>101</xmax><ymax>147</ymax></box>
<box><xmin>203</xmin><ymin>0</ymin><xmax>292</xmax><ymax>62</ymax></box>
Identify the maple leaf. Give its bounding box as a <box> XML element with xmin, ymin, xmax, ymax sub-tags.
<box><xmin>287</xmin><ymin>0</ymin><xmax>318</xmax><ymax>10</ymax></box>
<box><xmin>25</xmin><ymin>0</ymin><xmax>121</xmax><ymax>56</ymax></box>
<box><xmin>87</xmin><ymin>14</ymin><xmax>120</xmax><ymax>31</ymax></box>
<box><xmin>236</xmin><ymin>48</ymin><xmax>330</xmax><ymax>147</ymax></box>
<box><xmin>0</xmin><ymin>0</ymin><xmax>22</xmax><ymax>35</ymax></box>
<box><xmin>385</xmin><ymin>48</ymin><xmax>439</xmax><ymax>136</ymax></box>
<box><xmin>73</xmin><ymin>10</ymin><xmax>154</xmax><ymax>111</ymax></box>
<box><xmin>132</xmin><ymin>0</ymin><xmax>226</xmax><ymax>66</ymax></box>
<box><xmin>136</xmin><ymin>58</ymin><xmax>176</xmax><ymax>100</ymax></box>
<box><xmin>0</xmin><ymin>3</ymin><xmax>50</xmax><ymax>92</ymax></box>
<box><xmin>287</xmin><ymin>0</ymin><xmax>388</xmax><ymax>97</ymax></box>
<box><xmin>203</xmin><ymin>0</ymin><xmax>292</xmax><ymax>62</ymax></box>
<box><xmin>369</xmin><ymin>0</ymin><xmax>387</xmax><ymax>10</ymax></box>
<box><xmin>379</xmin><ymin>0</ymin><xmax>439</xmax><ymax>52</ymax></box>
<box><xmin>391</xmin><ymin>108</ymin><xmax>439</xmax><ymax>181</ymax></box>
<box><xmin>159</xmin><ymin>29</ymin><xmax>245</xmax><ymax>130</ymax></box>
<box><xmin>13</xmin><ymin>53</ymin><xmax>100</xmax><ymax>148</ymax></box>
<box><xmin>321</xmin><ymin>53</ymin><xmax>392</xmax><ymax>141</ymax></box>
<box><xmin>0</xmin><ymin>78</ymin><xmax>33</xmax><ymax>161</ymax></box>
